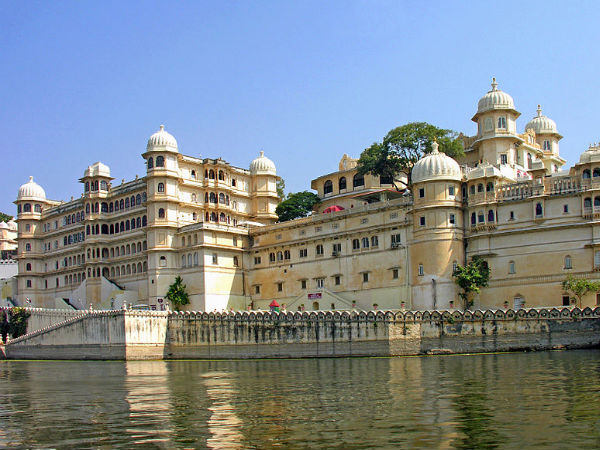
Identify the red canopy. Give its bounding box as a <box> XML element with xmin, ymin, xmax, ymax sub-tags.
<box><xmin>269</xmin><ymin>300</ymin><xmax>280</xmax><ymax>307</ymax></box>
<box><xmin>323</xmin><ymin>205</ymin><xmax>345</xmax><ymax>213</ymax></box>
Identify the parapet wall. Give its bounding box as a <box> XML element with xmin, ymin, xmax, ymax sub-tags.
<box><xmin>4</xmin><ymin>307</ymin><xmax>600</xmax><ymax>360</ymax></box>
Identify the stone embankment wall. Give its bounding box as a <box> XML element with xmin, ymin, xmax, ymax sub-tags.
<box><xmin>3</xmin><ymin>307</ymin><xmax>600</xmax><ymax>360</ymax></box>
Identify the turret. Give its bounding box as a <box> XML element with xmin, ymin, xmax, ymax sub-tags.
<box><xmin>249</xmin><ymin>151</ymin><xmax>279</xmax><ymax>223</ymax></box>
<box><xmin>409</xmin><ymin>142</ymin><xmax>464</xmax><ymax>309</ymax></box>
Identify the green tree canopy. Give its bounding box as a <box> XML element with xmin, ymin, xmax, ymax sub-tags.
<box><xmin>166</xmin><ymin>276</ymin><xmax>190</xmax><ymax>311</ymax></box>
<box><xmin>0</xmin><ymin>212</ymin><xmax>13</xmax><ymax>222</ymax></box>
<box><xmin>357</xmin><ymin>122</ymin><xmax>464</xmax><ymax>190</ymax></box>
<box><xmin>561</xmin><ymin>275</ymin><xmax>600</xmax><ymax>308</ymax></box>
<box><xmin>275</xmin><ymin>191</ymin><xmax>320</xmax><ymax>222</ymax></box>
<box><xmin>276</xmin><ymin>178</ymin><xmax>285</xmax><ymax>200</ymax></box>
<box><xmin>453</xmin><ymin>256</ymin><xmax>490</xmax><ymax>310</ymax></box>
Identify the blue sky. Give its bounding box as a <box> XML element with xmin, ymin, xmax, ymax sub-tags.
<box><xmin>1</xmin><ymin>0</ymin><xmax>599</xmax><ymax>215</ymax></box>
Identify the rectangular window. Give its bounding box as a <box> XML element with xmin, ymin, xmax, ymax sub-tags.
<box><xmin>316</xmin><ymin>245</ymin><xmax>323</xmax><ymax>256</ymax></box>
<box><xmin>420</xmin><ymin>216</ymin><xmax>426</xmax><ymax>226</ymax></box>
<box><xmin>509</xmin><ymin>211</ymin><xmax>515</xmax><ymax>220</ymax></box>
<box><xmin>335</xmin><ymin>275</ymin><xmax>341</xmax><ymax>285</ymax></box>
<box><xmin>391</xmin><ymin>234</ymin><xmax>401</xmax><ymax>247</ymax></box>
<box><xmin>563</xmin><ymin>295</ymin><xmax>571</xmax><ymax>306</ymax></box>
<box><xmin>254</xmin><ymin>256</ymin><xmax>261</xmax><ymax>265</ymax></box>
<box><xmin>418</xmin><ymin>264</ymin><xmax>424</xmax><ymax>276</ymax></box>
<box><xmin>301</xmin><ymin>279</ymin><xmax>307</xmax><ymax>289</ymax></box>
<box><xmin>362</xmin><ymin>272</ymin><xmax>369</xmax><ymax>283</ymax></box>
<box><xmin>371</xmin><ymin>236</ymin><xmax>378</xmax><ymax>247</ymax></box>
<box><xmin>498</xmin><ymin>116</ymin><xmax>507</xmax><ymax>129</ymax></box>
<box><xmin>501</xmin><ymin>154</ymin><xmax>508</xmax><ymax>164</ymax></box>
<box><xmin>255</xmin><ymin>285</ymin><xmax>260</xmax><ymax>294</ymax></box>
<box><xmin>332</xmin><ymin>243</ymin><xmax>341</xmax><ymax>255</ymax></box>
<box><xmin>277</xmin><ymin>282</ymin><xmax>283</xmax><ymax>292</ymax></box>
<box><xmin>392</xmin><ymin>269</ymin><xmax>399</xmax><ymax>279</ymax></box>
<box><xmin>299</xmin><ymin>248</ymin><xmax>307</xmax><ymax>258</ymax></box>
<box><xmin>448</xmin><ymin>186</ymin><xmax>455</xmax><ymax>196</ymax></box>
<box><xmin>563</xmin><ymin>204</ymin><xmax>569</xmax><ymax>213</ymax></box>
<box><xmin>419</xmin><ymin>188</ymin><xmax>425</xmax><ymax>198</ymax></box>
<box><xmin>212</xmin><ymin>253</ymin><xmax>218</xmax><ymax>264</ymax></box>
<box><xmin>316</xmin><ymin>278</ymin><xmax>324</xmax><ymax>288</ymax></box>
<box><xmin>449</xmin><ymin>214</ymin><xmax>455</xmax><ymax>225</ymax></box>
<box><xmin>233</xmin><ymin>237</ymin><xmax>238</xmax><ymax>246</ymax></box>
<box><xmin>26</xmin><ymin>279</ymin><xmax>32</xmax><ymax>288</ymax></box>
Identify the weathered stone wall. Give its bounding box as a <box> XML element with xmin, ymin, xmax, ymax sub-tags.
<box><xmin>4</xmin><ymin>307</ymin><xmax>600</xmax><ymax>360</ymax></box>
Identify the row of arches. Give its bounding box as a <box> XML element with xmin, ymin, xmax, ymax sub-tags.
<box><xmin>111</xmin><ymin>262</ymin><xmax>148</xmax><ymax>278</ymax></box>
<box><xmin>471</xmin><ymin>210</ymin><xmax>496</xmax><ymax>225</ymax></box>
<box><xmin>468</xmin><ymin>182</ymin><xmax>495</xmax><ymax>195</ymax></box>
<box><xmin>583</xmin><ymin>197</ymin><xmax>600</xmax><ymax>208</ymax></box>
<box><xmin>147</xmin><ymin>156</ymin><xmax>165</xmax><ymax>169</ymax></box>
<box><xmin>323</xmin><ymin>174</ymin><xmax>374</xmax><ymax>195</ymax></box>
<box><xmin>86</xmin><ymin>216</ymin><xmax>147</xmax><ymax>236</ymax></box>
<box><xmin>582</xmin><ymin>168</ymin><xmax>600</xmax><ymax>179</ymax></box>
<box><xmin>86</xmin><ymin>193</ymin><xmax>146</xmax><ymax>215</ymax></box>
<box><xmin>64</xmin><ymin>211</ymin><xmax>85</xmax><ymax>226</ymax></box>
<box><xmin>18</xmin><ymin>203</ymin><xmax>42</xmax><ymax>214</ymax></box>
<box><xmin>84</xmin><ymin>180</ymin><xmax>108</xmax><ymax>192</ymax></box>
<box><xmin>85</xmin><ymin>241</ymin><xmax>147</xmax><ymax>260</ymax></box>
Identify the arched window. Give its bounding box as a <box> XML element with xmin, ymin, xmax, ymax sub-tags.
<box><xmin>110</xmin><ymin>224</ymin><xmax>114</xmax><ymax>234</ymax></box>
<box><xmin>211</xmin><ymin>212</ymin><xmax>217</xmax><ymax>222</ymax></box>
<box><xmin>210</xmin><ymin>193</ymin><xmax>217</xmax><ymax>203</ymax></box>
<box><xmin>594</xmin><ymin>169</ymin><xmax>600</xmax><ymax>178</ymax></box>
<box><xmin>142</xmin><ymin>216</ymin><xmax>147</xmax><ymax>226</ymax></box>
<box><xmin>269</xmin><ymin>252</ymin><xmax>275</xmax><ymax>262</ymax></box>
<box><xmin>204</xmin><ymin>170</ymin><xmax>208</xmax><ymax>178</ymax></box>
<box><xmin>543</xmin><ymin>140</ymin><xmax>551</xmax><ymax>151</ymax></box>
<box><xmin>86</xmin><ymin>204</ymin><xmax>90</xmax><ymax>214</ymax></box>
<box><xmin>218</xmin><ymin>170</ymin><xmax>225</xmax><ymax>181</ymax></box>
<box><xmin>352</xmin><ymin>238</ymin><xmax>360</xmax><ymax>250</ymax></box>
<box><xmin>109</xmin><ymin>203</ymin><xmax>113</xmax><ymax>213</ymax></box>
<box><xmin>194</xmin><ymin>252</ymin><xmax>198</xmax><ymax>266</ymax></box>
<box><xmin>142</xmin><ymin>192</ymin><xmax>147</xmax><ymax>202</ymax></box>
<box><xmin>191</xmin><ymin>170</ymin><xmax>196</xmax><ymax>179</ymax></box>
<box><xmin>101</xmin><ymin>202</ymin><xmax>108</xmax><ymax>213</ymax></box>
<box><xmin>219</xmin><ymin>193</ymin><xmax>225</xmax><ymax>203</ymax></box>
<box><xmin>585</xmin><ymin>198</ymin><xmax>592</xmax><ymax>208</ymax></box>
<box><xmin>477</xmin><ymin>183</ymin><xmax>484</xmax><ymax>192</ymax></box>
<box><xmin>277</xmin><ymin>251</ymin><xmax>283</xmax><ymax>261</ymax></box>
<box><xmin>478</xmin><ymin>211</ymin><xmax>484</xmax><ymax>223</ymax></box>
<box><xmin>191</xmin><ymin>193</ymin><xmax>196</xmax><ymax>202</ymax></box>
<box><xmin>486</xmin><ymin>182</ymin><xmax>494</xmax><ymax>192</ymax></box>
<box><xmin>209</xmin><ymin>170</ymin><xmax>215</xmax><ymax>179</ymax></box>
<box><xmin>125</xmin><ymin>198</ymin><xmax>130</xmax><ymax>208</ymax></box>
<box><xmin>147</xmin><ymin>157</ymin><xmax>154</xmax><ymax>169</ymax></box>
<box><xmin>85</xmin><ymin>181</ymin><xmax>90</xmax><ymax>192</ymax></box>
<box><xmin>156</xmin><ymin>156</ymin><xmax>165</xmax><ymax>167</ymax></box>
<box><xmin>583</xmin><ymin>169</ymin><xmax>591</xmax><ymax>179</ymax></box>
<box><xmin>157</xmin><ymin>183</ymin><xmax>165</xmax><ymax>193</ymax></box>
<box><xmin>24</xmin><ymin>203</ymin><xmax>31</xmax><ymax>212</ymax></box>
<box><xmin>125</xmin><ymin>221</ymin><xmax>130</xmax><ymax>231</ymax></box>
<box><xmin>362</xmin><ymin>237</ymin><xmax>369</xmax><ymax>248</ymax></box>
<box><xmin>188</xmin><ymin>254</ymin><xmax>192</xmax><ymax>267</ymax></box>
<box><xmin>26</xmin><ymin>263</ymin><xmax>31</xmax><ymax>271</ymax></box>
<box><xmin>219</xmin><ymin>212</ymin><xmax>226</xmax><ymax>222</ymax></box>
<box><xmin>25</xmin><ymin>243</ymin><xmax>31</xmax><ymax>251</ymax></box>
<box><xmin>100</xmin><ymin>180</ymin><xmax>108</xmax><ymax>191</ymax></box>
<box><xmin>339</xmin><ymin>177</ymin><xmax>347</xmax><ymax>190</ymax></box>
<box><xmin>233</xmin><ymin>256</ymin><xmax>239</xmax><ymax>267</ymax></box>
<box><xmin>535</xmin><ymin>203</ymin><xmax>543</xmax><ymax>217</ymax></box>
<box><xmin>470</xmin><ymin>185</ymin><xmax>475</xmax><ymax>195</ymax></box>
<box><xmin>34</xmin><ymin>204</ymin><xmax>42</xmax><ymax>213</ymax></box>
<box><xmin>120</xmin><ymin>222</ymin><xmax>125</xmax><ymax>232</ymax></box>
<box><xmin>136</xmin><ymin>217</ymin><xmax>141</xmax><ymax>228</ymax></box>
<box><xmin>136</xmin><ymin>194</ymin><xmax>141</xmax><ymax>205</ymax></box>
<box><xmin>488</xmin><ymin>210</ymin><xmax>495</xmax><ymax>222</ymax></box>
<box><xmin>158</xmin><ymin>208</ymin><xmax>165</xmax><ymax>219</ymax></box>
<box><xmin>316</xmin><ymin>244</ymin><xmax>324</xmax><ymax>255</ymax></box>
<box><xmin>119</xmin><ymin>199</ymin><xmax>124</xmax><ymax>210</ymax></box>
<box><xmin>324</xmin><ymin>180</ymin><xmax>333</xmax><ymax>194</ymax></box>
<box><xmin>130</xmin><ymin>196</ymin><xmax>135</xmax><ymax>206</ymax></box>
<box><xmin>353</xmin><ymin>173</ymin><xmax>364</xmax><ymax>188</ymax></box>
<box><xmin>595</xmin><ymin>197</ymin><xmax>600</xmax><ymax>207</ymax></box>
<box><xmin>497</xmin><ymin>116</ymin><xmax>507</xmax><ymax>129</ymax></box>
<box><xmin>508</xmin><ymin>261</ymin><xmax>516</xmax><ymax>274</ymax></box>
<box><xmin>284</xmin><ymin>250</ymin><xmax>290</xmax><ymax>260</ymax></box>
<box><xmin>564</xmin><ymin>255</ymin><xmax>572</xmax><ymax>269</ymax></box>
<box><xmin>130</xmin><ymin>218</ymin><xmax>135</xmax><ymax>229</ymax></box>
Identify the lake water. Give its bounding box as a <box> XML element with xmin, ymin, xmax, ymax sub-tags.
<box><xmin>1</xmin><ymin>350</ymin><xmax>599</xmax><ymax>449</ymax></box>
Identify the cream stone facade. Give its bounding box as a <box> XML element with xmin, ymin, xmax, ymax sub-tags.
<box><xmin>11</xmin><ymin>79</ymin><xmax>600</xmax><ymax>311</ymax></box>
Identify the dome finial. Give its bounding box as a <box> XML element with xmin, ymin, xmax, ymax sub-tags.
<box><xmin>431</xmin><ymin>140</ymin><xmax>439</xmax><ymax>154</ymax></box>
<box><xmin>537</xmin><ymin>105</ymin><xmax>542</xmax><ymax>117</ymax></box>
<box><xmin>29</xmin><ymin>176</ymin><xmax>34</xmax><ymax>182</ymax></box>
<box><xmin>491</xmin><ymin>77</ymin><xmax>498</xmax><ymax>91</ymax></box>
<box><xmin>260</xmin><ymin>150</ymin><xmax>264</xmax><ymax>157</ymax></box>
<box><xmin>159</xmin><ymin>124</ymin><xmax>164</xmax><ymax>131</ymax></box>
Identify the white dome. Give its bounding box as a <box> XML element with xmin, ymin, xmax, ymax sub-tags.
<box><xmin>83</xmin><ymin>161</ymin><xmax>111</xmax><ymax>178</ymax></box>
<box><xmin>525</xmin><ymin>105</ymin><xmax>559</xmax><ymax>135</ymax></box>
<box><xmin>476</xmin><ymin>78</ymin><xmax>516</xmax><ymax>115</ymax></box>
<box><xmin>17</xmin><ymin>176</ymin><xmax>46</xmax><ymax>201</ymax></box>
<box><xmin>579</xmin><ymin>143</ymin><xmax>600</xmax><ymax>164</ymax></box>
<box><xmin>7</xmin><ymin>220</ymin><xmax>17</xmax><ymax>231</ymax></box>
<box><xmin>147</xmin><ymin>125</ymin><xmax>178</xmax><ymax>152</ymax></box>
<box><xmin>0</xmin><ymin>222</ymin><xmax>8</xmax><ymax>230</ymax></box>
<box><xmin>411</xmin><ymin>142</ymin><xmax>462</xmax><ymax>184</ymax></box>
<box><xmin>250</xmin><ymin>151</ymin><xmax>276</xmax><ymax>175</ymax></box>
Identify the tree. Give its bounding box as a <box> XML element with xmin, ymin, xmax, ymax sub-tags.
<box><xmin>453</xmin><ymin>256</ymin><xmax>490</xmax><ymax>310</ymax></box>
<box><xmin>561</xmin><ymin>275</ymin><xmax>600</xmax><ymax>308</ymax></box>
<box><xmin>0</xmin><ymin>212</ymin><xmax>13</xmax><ymax>222</ymax></box>
<box><xmin>276</xmin><ymin>178</ymin><xmax>286</xmax><ymax>200</ymax></box>
<box><xmin>275</xmin><ymin>191</ymin><xmax>320</xmax><ymax>222</ymax></box>
<box><xmin>357</xmin><ymin>122</ymin><xmax>464</xmax><ymax>190</ymax></box>
<box><xmin>166</xmin><ymin>276</ymin><xmax>189</xmax><ymax>311</ymax></box>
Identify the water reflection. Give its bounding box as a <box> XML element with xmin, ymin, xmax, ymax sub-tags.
<box><xmin>0</xmin><ymin>351</ymin><xmax>599</xmax><ymax>449</ymax></box>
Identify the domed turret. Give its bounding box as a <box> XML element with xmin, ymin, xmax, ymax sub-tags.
<box><xmin>17</xmin><ymin>176</ymin><xmax>46</xmax><ymax>201</ymax></box>
<box><xmin>472</xmin><ymin>78</ymin><xmax>519</xmax><ymax>122</ymax></box>
<box><xmin>411</xmin><ymin>142</ymin><xmax>462</xmax><ymax>183</ymax></box>
<box><xmin>83</xmin><ymin>161</ymin><xmax>111</xmax><ymax>178</ymax></box>
<box><xmin>147</xmin><ymin>125</ymin><xmax>178</xmax><ymax>152</ymax></box>
<box><xmin>525</xmin><ymin>105</ymin><xmax>561</xmax><ymax>137</ymax></box>
<box><xmin>0</xmin><ymin>222</ymin><xmax>8</xmax><ymax>230</ymax></box>
<box><xmin>578</xmin><ymin>143</ymin><xmax>600</xmax><ymax>165</ymax></box>
<box><xmin>250</xmin><ymin>151</ymin><xmax>276</xmax><ymax>175</ymax></box>
<box><xmin>7</xmin><ymin>220</ymin><xmax>17</xmax><ymax>231</ymax></box>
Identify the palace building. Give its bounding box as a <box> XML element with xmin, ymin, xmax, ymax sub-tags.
<box><xmin>10</xmin><ymin>79</ymin><xmax>600</xmax><ymax>311</ymax></box>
